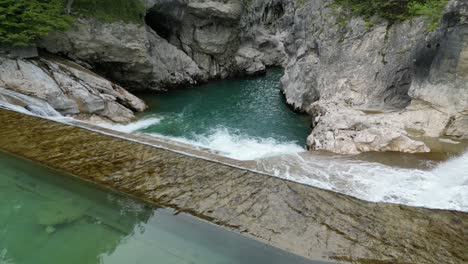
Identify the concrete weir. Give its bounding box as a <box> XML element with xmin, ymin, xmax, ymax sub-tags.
<box><xmin>0</xmin><ymin>109</ymin><xmax>466</xmax><ymax>264</ymax></box>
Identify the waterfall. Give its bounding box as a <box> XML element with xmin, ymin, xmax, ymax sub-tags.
<box><xmin>255</xmin><ymin>150</ymin><xmax>468</xmax><ymax>212</ymax></box>
<box><xmin>0</xmin><ymin>88</ymin><xmax>62</xmax><ymax>118</ymax></box>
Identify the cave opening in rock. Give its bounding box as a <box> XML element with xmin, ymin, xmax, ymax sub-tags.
<box><xmin>262</xmin><ymin>3</ymin><xmax>285</xmax><ymax>25</ymax></box>
<box><xmin>145</xmin><ymin>11</ymin><xmax>176</xmax><ymax>41</ymax></box>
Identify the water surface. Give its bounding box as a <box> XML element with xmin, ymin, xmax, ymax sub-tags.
<box><xmin>0</xmin><ymin>151</ymin><xmax>326</xmax><ymax>264</ymax></box>
<box><xmin>134</xmin><ymin>69</ymin><xmax>311</xmax><ymax>160</ymax></box>
<box><xmin>105</xmin><ymin>70</ymin><xmax>468</xmax><ymax>212</ymax></box>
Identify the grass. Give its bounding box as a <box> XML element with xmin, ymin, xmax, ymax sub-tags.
<box><xmin>332</xmin><ymin>0</ymin><xmax>449</xmax><ymax>31</ymax></box>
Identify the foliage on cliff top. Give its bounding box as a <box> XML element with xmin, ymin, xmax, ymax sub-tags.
<box><xmin>65</xmin><ymin>0</ymin><xmax>146</xmax><ymax>24</ymax></box>
<box><xmin>333</xmin><ymin>0</ymin><xmax>449</xmax><ymax>30</ymax></box>
<box><xmin>0</xmin><ymin>0</ymin><xmax>72</xmax><ymax>47</ymax></box>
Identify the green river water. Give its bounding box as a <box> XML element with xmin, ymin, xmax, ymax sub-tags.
<box><xmin>134</xmin><ymin>69</ymin><xmax>311</xmax><ymax>160</ymax></box>
<box><xmin>0</xmin><ymin>151</ymin><xmax>326</xmax><ymax>264</ymax></box>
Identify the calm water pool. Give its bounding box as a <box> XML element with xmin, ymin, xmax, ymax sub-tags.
<box><xmin>132</xmin><ymin>69</ymin><xmax>311</xmax><ymax>160</ymax></box>
<box><xmin>0</xmin><ymin>151</ymin><xmax>328</xmax><ymax>264</ymax></box>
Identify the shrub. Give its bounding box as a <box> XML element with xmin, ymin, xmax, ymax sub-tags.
<box><xmin>333</xmin><ymin>0</ymin><xmax>449</xmax><ymax>30</ymax></box>
<box><xmin>408</xmin><ymin>0</ymin><xmax>449</xmax><ymax>31</ymax></box>
<box><xmin>65</xmin><ymin>0</ymin><xmax>146</xmax><ymax>24</ymax></box>
<box><xmin>0</xmin><ymin>0</ymin><xmax>72</xmax><ymax>47</ymax></box>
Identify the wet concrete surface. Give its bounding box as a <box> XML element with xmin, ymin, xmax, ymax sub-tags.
<box><xmin>0</xmin><ymin>109</ymin><xmax>466</xmax><ymax>264</ymax></box>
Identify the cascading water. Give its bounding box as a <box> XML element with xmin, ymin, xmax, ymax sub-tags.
<box><xmin>0</xmin><ymin>88</ymin><xmax>62</xmax><ymax>118</ymax></box>
<box><xmin>102</xmin><ymin>113</ymin><xmax>468</xmax><ymax>211</ymax></box>
<box><xmin>256</xmin><ymin>151</ymin><xmax>468</xmax><ymax>212</ymax></box>
<box><xmin>130</xmin><ymin>69</ymin><xmax>311</xmax><ymax>160</ymax></box>
<box><xmin>1</xmin><ymin>71</ymin><xmax>466</xmax><ymax>212</ymax></box>
<box><xmin>103</xmin><ymin>69</ymin><xmax>467</xmax><ymax>212</ymax></box>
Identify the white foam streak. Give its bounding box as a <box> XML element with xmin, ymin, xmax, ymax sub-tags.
<box><xmin>258</xmin><ymin>152</ymin><xmax>468</xmax><ymax>212</ymax></box>
<box><xmin>98</xmin><ymin>117</ymin><xmax>468</xmax><ymax>211</ymax></box>
<box><xmin>148</xmin><ymin>128</ymin><xmax>305</xmax><ymax>160</ymax></box>
<box><xmin>1</xmin><ymin>94</ymin><xmax>464</xmax><ymax>212</ymax></box>
<box><xmin>98</xmin><ymin>117</ymin><xmax>162</xmax><ymax>133</ymax></box>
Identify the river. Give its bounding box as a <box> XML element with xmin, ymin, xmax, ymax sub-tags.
<box><xmin>1</xmin><ymin>70</ymin><xmax>467</xmax><ymax>212</ymax></box>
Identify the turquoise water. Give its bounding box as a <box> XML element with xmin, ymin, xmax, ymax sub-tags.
<box><xmin>0</xmin><ymin>151</ymin><xmax>326</xmax><ymax>264</ymax></box>
<box><xmin>97</xmin><ymin>69</ymin><xmax>468</xmax><ymax>213</ymax></box>
<box><xmin>131</xmin><ymin>69</ymin><xmax>311</xmax><ymax>160</ymax></box>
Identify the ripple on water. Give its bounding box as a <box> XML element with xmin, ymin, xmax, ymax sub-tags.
<box><xmin>94</xmin><ymin>69</ymin><xmax>468</xmax><ymax>212</ymax></box>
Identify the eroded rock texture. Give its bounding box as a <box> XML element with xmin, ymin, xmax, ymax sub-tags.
<box><xmin>38</xmin><ymin>0</ymin><xmax>292</xmax><ymax>90</ymax></box>
<box><xmin>36</xmin><ymin>0</ymin><xmax>468</xmax><ymax>153</ymax></box>
<box><xmin>0</xmin><ymin>109</ymin><xmax>466</xmax><ymax>264</ymax></box>
<box><xmin>40</xmin><ymin>19</ymin><xmax>204</xmax><ymax>90</ymax></box>
<box><xmin>0</xmin><ymin>55</ymin><xmax>145</xmax><ymax>122</ymax></box>
<box><xmin>281</xmin><ymin>0</ymin><xmax>468</xmax><ymax>154</ymax></box>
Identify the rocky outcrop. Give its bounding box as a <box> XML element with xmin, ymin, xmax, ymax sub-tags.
<box><xmin>281</xmin><ymin>0</ymin><xmax>468</xmax><ymax>154</ymax></box>
<box><xmin>0</xmin><ymin>54</ymin><xmax>146</xmax><ymax>123</ymax></box>
<box><xmin>39</xmin><ymin>0</ymin><xmax>291</xmax><ymax>89</ymax></box>
<box><xmin>32</xmin><ymin>0</ymin><xmax>468</xmax><ymax>153</ymax></box>
<box><xmin>40</xmin><ymin>19</ymin><xmax>203</xmax><ymax>90</ymax></box>
<box><xmin>148</xmin><ymin>0</ymin><xmax>292</xmax><ymax>77</ymax></box>
<box><xmin>145</xmin><ymin>0</ymin><xmax>250</xmax><ymax>78</ymax></box>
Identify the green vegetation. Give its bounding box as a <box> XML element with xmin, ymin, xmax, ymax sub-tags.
<box><xmin>0</xmin><ymin>0</ymin><xmax>146</xmax><ymax>47</ymax></box>
<box><xmin>332</xmin><ymin>0</ymin><xmax>449</xmax><ymax>30</ymax></box>
<box><xmin>408</xmin><ymin>0</ymin><xmax>449</xmax><ymax>31</ymax></box>
<box><xmin>0</xmin><ymin>0</ymin><xmax>72</xmax><ymax>47</ymax></box>
<box><xmin>296</xmin><ymin>0</ymin><xmax>307</xmax><ymax>9</ymax></box>
<box><xmin>66</xmin><ymin>0</ymin><xmax>146</xmax><ymax>24</ymax></box>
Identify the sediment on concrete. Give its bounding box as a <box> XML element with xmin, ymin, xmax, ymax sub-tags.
<box><xmin>0</xmin><ymin>109</ymin><xmax>466</xmax><ymax>264</ymax></box>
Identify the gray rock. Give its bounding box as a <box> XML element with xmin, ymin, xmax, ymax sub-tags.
<box><xmin>0</xmin><ymin>55</ymin><xmax>146</xmax><ymax>123</ymax></box>
<box><xmin>235</xmin><ymin>47</ymin><xmax>266</xmax><ymax>75</ymax></box>
<box><xmin>38</xmin><ymin>0</ymin><xmax>291</xmax><ymax>87</ymax></box>
<box><xmin>0</xmin><ymin>46</ymin><xmax>39</xmax><ymax>59</ymax></box>
<box><xmin>446</xmin><ymin>114</ymin><xmax>468</xmax><ymax>139</ymax></box>
<box><xmin>40</xmin><ymin>18</ymin><xmax>203</xmax><ymax>90</ymax></box>
<box><xmin>33</xmin><ymin>0</ymin><xmax>467</xmax><ymax>153</ymax></box>
<box><xmin>280</xmin><ymin>0</ymin><xmax>468</xmax><ymax>154</ymax></box>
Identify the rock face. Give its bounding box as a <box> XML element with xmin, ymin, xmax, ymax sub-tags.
<box><xmin>281</xmin><ymin>0</ymin><xmax>468</xmax><ymax>154</ymax></box>
<box><xmin>0</xmin><ymin>54</ymin><xmax>146</xmax><ymax>123</ymax></box>
<box><xmin>31</xmin><ymin>0</ymin><xmax>468</xmax><ymax>153</ymax></box>
<box><xmin>39</xmin><ymin>0</ymin><xmax>292</xmax><ymax>88</ymax></box>
<box><xmin>40</xmin><ymin>19</ymin><xmax>204</xmax><ymax>90</ymax></box>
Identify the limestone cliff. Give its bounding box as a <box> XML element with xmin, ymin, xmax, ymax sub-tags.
<box><xmin>38</xmin><ymin>0</ymin><xmax>291</xmax><ymax>89</ymax></box>
<box><xmin>281</xmin><ymin>0</ymin><xmax>468</xmax><ymax>154</ymax></box>
<box><xmin>2</xmin><ymin>0</ymin><xmax>466</xmax><ymax>153</ymax></box>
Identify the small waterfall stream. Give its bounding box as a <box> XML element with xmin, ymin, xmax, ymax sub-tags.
<box><xmin>0</xmin><ymin>71</ymin><xmax>466</xmax><ymax>212</ymax></box>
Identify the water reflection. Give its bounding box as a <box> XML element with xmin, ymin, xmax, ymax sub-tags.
<box><xmin>0</xmin><ymin>151</ymin><xmax>325</xmax><ymax>264</ymax></box>
<box><xmin>0</xmin><ymin>151</ymin><xmax>151</xmax><ymax>264</ymax></box>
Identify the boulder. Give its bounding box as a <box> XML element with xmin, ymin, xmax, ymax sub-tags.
<box><xmin>40</xmin><ymin>18</ymin><xmax>203</xmax><ymax>90</ymax></box>
<box><xmin>0</xmin><ymin>55</ymin><xmax>146</xmax><ymax>123</ymax></box>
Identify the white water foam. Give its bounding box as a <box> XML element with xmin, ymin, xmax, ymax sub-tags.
<box><xmin>148</xmin><ymin>128</ymin><xmax>305</xmax><ymax>160</ymax></box>
<box><xmin>99</xmin><ymin>117</ymin><xmax>305</xmax><ymax>160</ymax></box>
<box><xmin>258</xmin><ymin>152</ymin><xmax>468</xmax><ymax>212</ymax></box>
<box><xmin>97</xmin><ymin>116</ymin><xmax>163</xmax><ymax>133</ymax></box>
<box><xmin>2</xmin><ymin>97</ymin><xmax>463</xmax><ymax>213</ymax></box>
<box><xmin>99</xmin><ymin>117</ymin><xmax>468</xmax><ymax>212</ymax></box>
